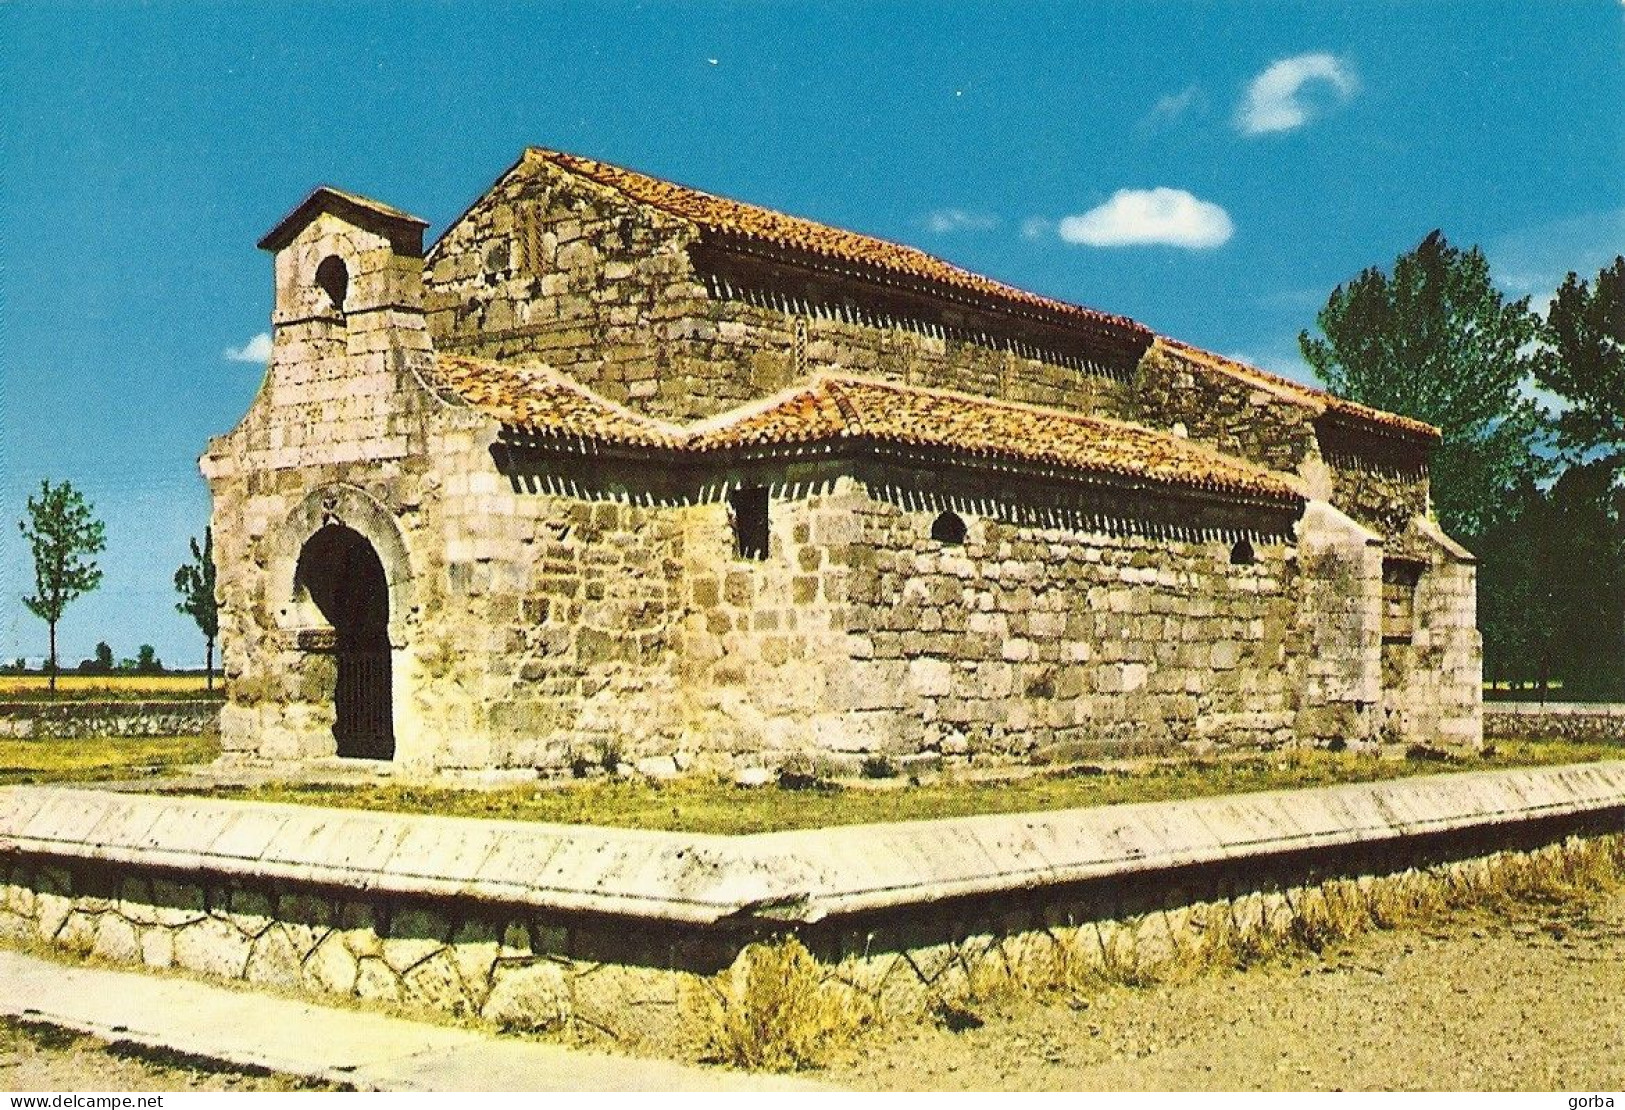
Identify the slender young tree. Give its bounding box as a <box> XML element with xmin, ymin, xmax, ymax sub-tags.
<box><xmin>18</xmin><ymin>479</ymin><xmax>106</xmax><ymax>693</ymax></box>
<box><xmin>1300</xmin><ymin>229</ymin><xmax>1547</xmax><ymax>540</ymax></box>
<box><xmin>174</xmin><ymin>527</ymin><xmax>219</xmax><ymax>690</ymax></box>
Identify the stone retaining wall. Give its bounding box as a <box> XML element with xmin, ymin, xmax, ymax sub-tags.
<box><xmin>4</xmin><ymin>763</ymin><xmax>1619</xmax><ymax>1052</ymax></box>
<box><xmin>0</xmin><ymin>701</ymin><xmax>221</xmax><ymax>740</ymax></box>
<box><xmin>1486</xmin><ymin>703</ymin><xmax>1625</xmax><ymax>744</ymax></box>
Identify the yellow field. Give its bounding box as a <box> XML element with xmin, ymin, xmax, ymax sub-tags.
<box><xmin>0</xmin><ymin>673</ymin><xmax>215</xmax><ymax>696</ymax></box>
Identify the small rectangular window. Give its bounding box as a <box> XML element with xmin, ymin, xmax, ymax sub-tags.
<box><xmin>1381</xmin><ymin>559</ymin><xmax>1422</xmax><ymax>642</ymax></box>
<box><xmin>730</xmin><ymin>486</ymin><xmax>769</xmax><ymax>561</ymax></box>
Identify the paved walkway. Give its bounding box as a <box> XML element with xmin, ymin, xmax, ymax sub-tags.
<box><xmin>0</xmin><ymin>950</ymin><xmax>822</xmax><ymax>1091</ymax></box>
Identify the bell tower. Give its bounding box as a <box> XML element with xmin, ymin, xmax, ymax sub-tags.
<box><xmin>256</xmin><ymin>186</ymin><xmax>432</xmax><ymax>365</ymax></box>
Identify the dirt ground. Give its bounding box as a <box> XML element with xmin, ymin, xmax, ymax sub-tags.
<box><xmin>826</xmin><ymin>889</ymin><xmax>1625</xmax><ymax>1091</ymax></box>
<box><xmin>0</xmin><ymin>1020</ymin><xmax>340</xmax><ymax>1093</ymax></box>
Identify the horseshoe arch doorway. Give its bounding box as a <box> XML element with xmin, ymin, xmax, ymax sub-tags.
<box><xmin>294</xmin><ymin>524</ymin><xmax>395</xmax><ymax>759</ymax></box>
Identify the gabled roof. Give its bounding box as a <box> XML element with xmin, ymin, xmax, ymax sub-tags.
<box><xmin>1153</xmin><ymin>338</ymin><xmax>1440</xmax><ymax>442</ymax></box>
<box><xmin>521</xmin><ymin>148</ymin><xmax>1150</xmax><ymax>342</ymax></box>
<box><xmin>687</xmin><ymin>376</ymin><xmax>1300</xmax><ymax>504</ymax></box>
<box><xmin>501</xmin><ymin>150</ymin><xmax>1424</xmax><ymax>442</ymax></box>
<box><xmin>432</xmin><ymin>355</ymin><xmax>677</xmax><ymax>448</ymax></box>
<box><xmin>438</xmin><ymin>354</ymin><xmax>1299</xmax><ymax>506</ymax></box>
<box><xmin>258</xmin><ymin>186</ymin><xmax>430</xmax><ymax>256</ymax></box>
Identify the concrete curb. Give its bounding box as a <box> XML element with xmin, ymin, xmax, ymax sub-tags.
<box><xmin>0</xmin><ymin>949</ymin><xmax>823</xmax><ymax>1091</ymax></box>
<box><xmin>3</xmin><ymin>762</ymin><xmax>1624</xmax><ymax>925</ymax></box>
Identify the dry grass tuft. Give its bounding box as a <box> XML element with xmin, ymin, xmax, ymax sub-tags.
<box><xmin>901</xmin><ymin>834</ymin><xmax>1625</xmax><ymax>1034</ymax></box>
<box><xmin>693</xmin><ymin>936</ymin><xmax>873</xmax><ymax>1070</ymax></box>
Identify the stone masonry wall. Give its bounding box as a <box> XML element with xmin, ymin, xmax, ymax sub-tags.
<box><xmin>1383</xmin><ymin>523</ymin><xmax>1482</xmax><ymax>747</ymax></box>
<box><xmin>1323</xmin><ymin>458</ymin><xmax>1431</xmax><ymax>547</ymax></box>
<box><xmin>838</xmin><ymin>470</ymin><xmax>1303</xmax><ymax>760</ymax></box>
<box><xmin>1486</xmin><ymin>703</ymin><xmax>1625</xmax><ymax>744</ymax></box>
<box><xmin>424</xmin><ymin>158</ymin><xmax>1141</xmax><ymax>424</ymax></box>
<box><xmin>4</xmin><ymin>831</ymin><xmax>1613</xmax><ymax>1053</ymax></box>
<box><xmin>1132</xmin><ymin>343</ymin><xmax>1320</xmax><ymax>474</ymax></box>
<box><xmin>448</xmin><ymin>462</ymin><xmax>865</xmax><ymax>772</ymax></box>
<box><xmin>0</xmin><ymin>701</ymin><xmax>221</xmax><ymax>740</ymax></box>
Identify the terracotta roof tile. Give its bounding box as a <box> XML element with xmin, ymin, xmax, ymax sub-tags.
<box><xmin>431</xmin><ymin>354</ymin><xmax>678</xmax><ymax>447</ymax></box>
<box><xmin>524</xmin><ymin>148</ymin><xmax>1149</xmax><ymax>339</ymax></box>
<box><xmin>439</xmin><ymin>354</ymin><xmax>1296</xmax><ymax>504</ymax></box>
<box><xmin>1154</xmin><ymin>338</ymin><xmax>1440</xmax><ymax>441</ymax></box>
<box><xmin>688</xmin><ymin>376</ymin><xmax>1300</xmax><ymax>503</ymax></box>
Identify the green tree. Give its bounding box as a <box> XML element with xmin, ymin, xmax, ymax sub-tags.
<box><xmin>17</xmin><ymin>479</ymin><xmax>106</xmax><ymax>693</ymax></box>
<box><xmin>76</xmin><ymin>641</ymin><xmax>114</xmax><ymax>674</ymax></box>
<box><xmin>1473</xmin><ymin>478</ymin><xmax>1552</xmax><ymax>691</ymax></box>
<box><xmin>174</xmin><ymin>527</ymin><xmax>219</xmax><ymax>690</ymax></box>
<box><xmin>1300</xmin><ymin>229</ymin><xmax>1547</xmax><ymax>539</ymax></box>
<box><xmin>134</xmin><ymin>644</ymin><xmax>163</xmax><ymax>675</ymax></box>
<box><xmin>1538</xmin><ymin>256</ymin><xmax>1625</xmax><ymax>464</ymax></box>
<box><xmin>1534</xmin><ymin>257</ymin><xmax>1625</xmax><ymax>698</ymax></box>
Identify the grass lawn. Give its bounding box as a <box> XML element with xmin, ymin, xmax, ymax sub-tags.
<box><xmin>0</xmin><ymin>674</ymin><xmax>222</xmax><ymax>701</ymax></box>
<box><xmin>1</xmin><ymin>733</ymin><xmax>1617</xmax><ymax>833</ymax></box>
<box><xmin>174</xmin><ymin>737</ymin><xmax>1622</xmax><ymax>835</ymax></box>
<box><xmin>0</xmin><ymin>735</ymin><xmax>221</xmax><ymax>786</ymax></box>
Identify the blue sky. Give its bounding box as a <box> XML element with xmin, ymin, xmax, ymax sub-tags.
<box><xmin>2</xmin><ymin>2</ymin><xmax>1622</xmax><ymax>668</ymax></box>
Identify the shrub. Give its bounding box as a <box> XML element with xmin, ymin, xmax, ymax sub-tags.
<box><xmin>859</xmin><ymin>754</ymin><xmax>897</xmax><ymax>779</ymax></box>
<box><xmin>695</xmin><ymin>936</ymin><xmax>868</xmax><ymax>1070</ymax></box>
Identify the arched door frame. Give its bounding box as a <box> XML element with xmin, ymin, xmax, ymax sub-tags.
<box><xmin>270</xmin><ymin>484</ymin><xmax>416</xmax><ymax>761</ymax></box>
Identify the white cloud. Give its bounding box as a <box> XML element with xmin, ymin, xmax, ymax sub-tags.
<box><xmin>223</xmin><ymin>332</ymin><xmax>272</xmax><ymax>363</ymax></box>
<box><xmin>1057</xmin><ymin>188</ymin><xmax>1234</xmax><ymax>249</ymax></box>
<box><xmin>1020</xmin><ymin>216</ymin><xmax>1053</xmax><ymax>241</ymax></box>
<box><xmin>924</xmin><ymin>208</ymin><xmax>999</xmax><ymax>234</ymax></box>
<box><xmin>1140</xmin><ymin>85</ymin><xmax>1203</xmax><ymax>132</ymax></box>
<box><xmin>1235</xmin><ymin>52</ymin><xmax>1357</xmax><ymax>135</ymax></box>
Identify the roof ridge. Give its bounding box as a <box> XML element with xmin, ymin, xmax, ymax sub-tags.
<box><xmin>678</xmin><ymin>379</ymin><xmax>830</xmax><ymax>442</ymax></box>
<box><xmin>1154</xmin><ymin>337</ymin><xmax>1440</xmax><ymax>440</ymax></box>
<box><xmin>432</xmin><ymin>352</ymin><xmax>686</xmax><ymax>442</ymax></box>
<box><xmin>822</xmin><ymin>371</ymin><xmax>1167</xmax><ymax>441</ymax></box>
<box><xmin>733</xmin><ymin>372</ymin><xmax>1296</xmax><ymax>501</ymax></box>
<box><xmin>521</xmin><ymin>147</ymin><xmax>1149</xmax><ymax>339</ymax></box>
<box><xmin>818</xmin><ymin>377</ymin><xmax>868</xmax><ymax>435</ymax></box>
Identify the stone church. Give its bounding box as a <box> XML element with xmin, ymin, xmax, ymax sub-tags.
<box><xmin>201</xmin><ymin>148</ymin><xmax>1481</xmax><ymax>773</ymax></box>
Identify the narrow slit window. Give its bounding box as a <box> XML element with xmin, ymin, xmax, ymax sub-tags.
<box><xmin>729</xmin><ymin>486</ymin><xmax>769</xmax><ymax>561</ymax></box>
<box><xmin>1381</xmin><ymin>559</ymin><xmax>1422</xmax><ymax>642</ymax></box>
<box><xmin>931</xmin><ymin>510</ymin><xmax>967</xmax><ymax>545</ymax></box>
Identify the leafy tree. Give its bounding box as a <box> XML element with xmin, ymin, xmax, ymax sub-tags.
<box><xmin>1545</xmin><ymin>462</ymin><xmax>1625</xmax><ymax>698</ymax></box>
<box><xmin>17</xmin><ymin>480</ymin><xmax>106</xmax><ymax>693</ymax></box>
<box><xmin>174</xmin><ymin>527</ymin><xmax>219</xmax><ymax>690</ymax></box>
<box><xmin>1300</xmin><ymin>230</ymin><xmax>1547</xmax><ymax>539</ymax></box>
<box><xmin>135</xmin><ymin>644</ymin><xmax>163</xmax><ymax>675</ymax></box>
<box><xmin>77</xmin><ymin>641</ymin><xmax>114</xmax><ymax>674</ymax></box>
<box><xmin>1473</xmin><ymin>479</ymin><xmax>1551</xmax><ymax>691</ymax></box>
<box><xmin>1532</xmin><ymin>257</ymin><xmax>1625</xmax><ymax>698</ymax></box>
<box><xmin>1538</xmin><ymin>256</ymin><xmax>1625</xmax><ymax>464</ymax></box>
